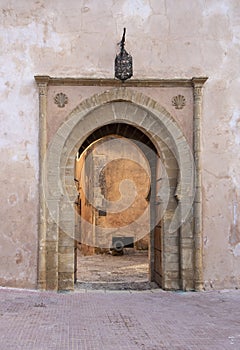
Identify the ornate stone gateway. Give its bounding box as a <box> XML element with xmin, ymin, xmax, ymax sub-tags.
<box><xmin>35</xmin><ymin>76</ymin><xmax>207</xmax><ymax>291</ymax></box>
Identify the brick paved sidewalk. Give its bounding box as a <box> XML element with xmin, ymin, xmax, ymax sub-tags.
<box><xmin>0</xmin><ymin>287</ymin><xmax>239</xmax><ymax>350</ymax></box>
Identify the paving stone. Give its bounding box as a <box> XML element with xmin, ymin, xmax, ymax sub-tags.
<box><xmin>0</xmin><ymin>288</ymin><xmax>240</xmax><ymax>349</ymax></box>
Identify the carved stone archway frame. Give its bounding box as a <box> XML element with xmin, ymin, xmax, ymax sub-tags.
<box><xmin>35</xmin><ymin>77</ymin><xmax>207</xmax><ymax>291</ymax></box>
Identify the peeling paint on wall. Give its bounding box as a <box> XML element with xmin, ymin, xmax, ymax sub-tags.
<box><xmin>233</xmin><ymin>243</ymin><xmax>240</xmax><ymax>257</ymax></box>
<box><xmin>229</xmin><ymin>199</ymin><xmax>240</xmax><ymax>256</ymax></box>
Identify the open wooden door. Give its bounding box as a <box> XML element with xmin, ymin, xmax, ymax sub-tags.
<box><xmin>153</xmin><ymin>157</ymin><xmax>163</xmax><ymax>287</ymax></box>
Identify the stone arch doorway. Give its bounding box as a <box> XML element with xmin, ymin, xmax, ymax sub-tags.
<box><xmin>35</xmin><ymin>78</ymin><xmax>207</xmax><ymax>292</ymax></box>
<box><xmin>74</xmin><ymin>123</ymin><xmax>162</xmax><ymax>287</ymax></box>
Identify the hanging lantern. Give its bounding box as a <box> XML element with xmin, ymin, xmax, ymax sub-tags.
<box><xmin>115</xmin><ymin>28</ymin><xmax>133</xmax><ymax>81</ymax></box>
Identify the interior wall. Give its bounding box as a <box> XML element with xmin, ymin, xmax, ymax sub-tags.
<box><xmin>75</xmin><ymin>135</ymin><xmax>151</xmax><ymax>253</ymax></box>
<box><xmin>0</xmin><ymin>0</ymin><xmax>239</xmax><ymax>289</ymax></box>
<box><xmin>75</xmin><ymin>150</ymin><xmax>95</xmax><ymax>255</ymax></box>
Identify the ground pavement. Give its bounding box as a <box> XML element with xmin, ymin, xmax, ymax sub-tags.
<box><xmin>0</xmin><ymin>287</ymin><xmax>240</xmax><ymax>349</ymax></box>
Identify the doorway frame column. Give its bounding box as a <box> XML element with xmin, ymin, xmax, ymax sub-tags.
<box><xmin>192</xmin><ymin>77</ymin><xmax>207</xmax><ymax>291</ymax></box>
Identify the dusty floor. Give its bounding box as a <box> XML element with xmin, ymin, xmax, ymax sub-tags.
<box><xmin>76</xmin><ymin>249</ymin><xmax>151</xmax><ymax>289</ymax></box>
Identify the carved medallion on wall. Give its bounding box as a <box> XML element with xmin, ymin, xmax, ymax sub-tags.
<box><xmin>172</xmin><ymin>95</ymin><xmax>186</xmax><ymax>110</ymax></box>
<box><xmin>54</xmin><ymin>92</ymin><xmax>68</xmax><ymax>108</ymax></box>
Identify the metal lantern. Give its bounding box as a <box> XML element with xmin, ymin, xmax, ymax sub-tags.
<box><xmin>115</xmin><ymin>28</ymin><xmax>133</xmax><ymax>81</ymax></box>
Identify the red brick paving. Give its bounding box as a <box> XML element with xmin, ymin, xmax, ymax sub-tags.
<box><xmin>0</xmin><ymin>287</ymin><xmax>240</xmax><ymax>349</ymax></box>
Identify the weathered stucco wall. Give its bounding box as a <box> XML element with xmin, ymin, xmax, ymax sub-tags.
<box><xmin>0</xmin><ymin>0</ymin><xmax>240</xmax><ymax>289</ymax></box>
<box><xmin>75</xmin><ymin>136</ymin><xmax>151</xmax><ymax>252</ymax></box>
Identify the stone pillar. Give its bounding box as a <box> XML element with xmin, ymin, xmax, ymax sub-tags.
<box><xmin>35</xmin><ymin>76</ymin><xmax>50</xmax><ymax>290</ymax></box>
<box><xmin>179</xmin><ymin>208</ymin><xmax>194</xmax><ymax>291</ymax></box>
<box><xmin>192</xmin><ymin>77</ymin><xmax>208</xmax><ymax>291</ymax></box>
<box><xmin>58</xmin><ymin>199</ymin><xmax>75</xmax><ymax>291</ymax></box>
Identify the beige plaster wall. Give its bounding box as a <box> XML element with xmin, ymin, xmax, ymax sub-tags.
<box><xmin>0</xmin><ymin>0</ymin><xmax>240</xmax><ymax>289</ymax></box>
<box><xmin>75</xmin><ymin>149</ymin><xmax>96</xmax><ymax>255</ymax></box>
<box><xmin>75</xmin><ymin>136</ymin><xmax>150</xmax><ymax>251</ymax></box>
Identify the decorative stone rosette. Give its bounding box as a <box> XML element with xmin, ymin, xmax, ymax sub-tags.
<box><xmin>171</xmin><ymin>95</ymin><xmax>186</xmax><ymax>110</ymax></box>
<box><xmin>54</xmin><ymin>92</ymin><xmax>68</xmax><ymax>108</ymax></box>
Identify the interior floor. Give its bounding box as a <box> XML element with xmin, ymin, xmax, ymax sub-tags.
<box><xmin>75</xmin><ymin>248</ymin><xmax>159</xmax><ymax>290</ymax></box>
<box><xmin>77</xmin><ymin>249</ymin><xmax>148</xmax><ymax>283</ymax></box>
